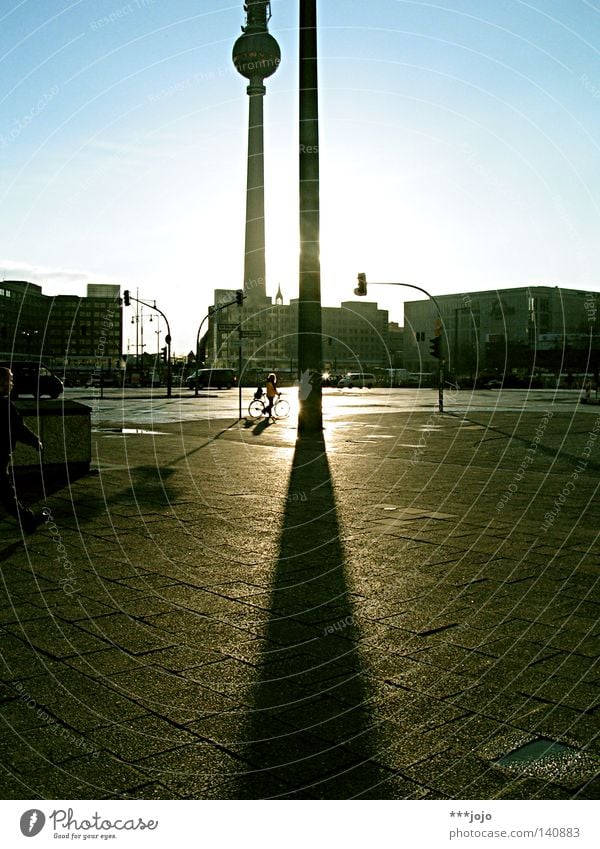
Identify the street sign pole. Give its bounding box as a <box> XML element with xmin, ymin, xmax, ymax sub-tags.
<box><xmin>238</xmin><ymin>323</ymin><xmax>243</xmax><ymax>420</ymax></box>
<box><xmin>195</xmin><ymin>295</ymin><xmax>241</xmax><ymax>398</ymax></box>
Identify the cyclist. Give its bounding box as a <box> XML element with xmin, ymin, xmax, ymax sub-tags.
<box><xmin>265</xmin><ymin>372</ymin><xmax>280</xmax><ymax>419</ymax></box>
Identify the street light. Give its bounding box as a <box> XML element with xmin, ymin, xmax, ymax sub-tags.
<box><xmin>123</xmin><ymin>292</ymin><xmax>173</xmax><ymax>397</ymax></box>
<box><xmin>354</xmin><ymin>273</ymin><xmax>446</xmax><ymax>412</ymax></box>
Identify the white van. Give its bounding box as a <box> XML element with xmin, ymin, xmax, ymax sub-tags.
<box><xmin>338</xmin><ymin>372</ymin><xmax>375</xmax><ymax>389</ymax></box>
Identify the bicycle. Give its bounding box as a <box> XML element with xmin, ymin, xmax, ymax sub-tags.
<box><xmin>248</xmin><ymin>394</ymin><xmax>290</xmax><ymax>419</ymax></box>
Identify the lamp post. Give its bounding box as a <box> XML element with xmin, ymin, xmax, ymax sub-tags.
<box><xmin>354</xmin><ymin>274</ymin><xmax>446</xmax><ymax>413</ymax></box>
<box><xmin>123</xmin><ymin>291</ymin><xmax>173</xmax><ymax>397</ymax></box>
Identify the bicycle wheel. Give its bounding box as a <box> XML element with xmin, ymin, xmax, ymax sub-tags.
<box><xmin>273</xmin><ymin>398</ymin><xmax>290</xmax><ymax>418</ymax></box>
<box><xmin>248</xmin><ymin>400</ymin><xmax>264</xmax><ymax>418</ymax></box>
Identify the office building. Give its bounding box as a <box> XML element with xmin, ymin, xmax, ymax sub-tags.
<box><xmin>404</xmin><ymin>286</ymin><xmax>599</xmax><ymax>379</ymax></box>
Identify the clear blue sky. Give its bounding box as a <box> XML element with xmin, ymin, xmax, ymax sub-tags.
<box><xmin>1</xmin><ymin>0</ymin><xmax>599</xmax><ymax>353</ymax></box>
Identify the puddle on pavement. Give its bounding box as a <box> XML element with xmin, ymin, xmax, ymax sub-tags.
<box><xmin>497</xmin><ymin>739</ymin><xmax>573</xmax><ymax>766</ymax></box>
<box><xmin>494</xmin><ymin>738</ymin><xmax>599</xmax><ymax>783</ymax></box>
<box><xmin>93</xmin><ymin>428</ymin><xmax>167</xmax><ymax>435</ymax></box>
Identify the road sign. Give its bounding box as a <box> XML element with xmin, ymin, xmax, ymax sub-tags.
<box><xmin>240</xmin><ymin>330</ymin><xmax>262</xmax><ymax>338</ymax></box>
<box><xmin>229</xmin><ymin>339</ymin><xmax>243</xmax><ymax>347</ymax></box>
<box><xmin>218</xmin><ymin>323</ymin><xmax>239</xmax><ymax>331</ymax></box>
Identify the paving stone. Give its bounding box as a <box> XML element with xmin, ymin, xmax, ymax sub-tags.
<box><xmin>139</xmin><ymin>644</ymin><xmax>226</xmax><ymax>671</ymax></box>
<box><xmin>15</xmin><ymin>669</ymin><xmax>150</xmax><ymax>731</ymax></box>
<box><xmin>137</xmin><ymin>743</ymin><xmax>248</xmax><ymax>797</ymax></box>
<box><xmin>89</xmin><ymin>715</ymin><xmax>199</xmax><ymax>762</ymax></box>
<box><xmin>62</xmin><ymin>752</ymin><xmax>150</xmax><ymax>798</ymax></box>
<box><xmin>65</xmin><ymin>647</ymin><xmax>150</xmax><ymax>677</ymax></box>
<box><xmin>0</xmin><ymin>603</ymin><xmax>55</xmax><ymax>626</ymax></box>
<box><xmin>517</xmin><ymin>677</ymin><xmax>600</xmax><ymax>712</ymax></box>
<box><xmin>1</xmin><ymin>410</ymin><xmax>597</xmax><ymax>800</ymax></box>
<box><xmin>404</xmin><ymin>748</ymin><xmax>521</xmax><ymax>798</ymax></box>
<box><xmin>106</xmin><ymin>781</ymin><xmax>184</xmax><ymax>799</ymax></box>
<box><xmin>4</xmin><ymin>618</ymin><xmax>111</xmax><ymax>658</ymax></box>
<box><xmin>112</xmin><ymin>665</ymin><xmax>243</xmax><ymax>720</ymax></box>
<box><xmin>17</xmin><ymin>723</ymin><xmax>101</xmax><ymax>763</ymax></box>
<box><xmin>0</xmin><ymin>760</ymin><xmax>93</xmax><ymax>799</ymax></box>
<box><xmin>75</xmin><ymin>612</ymin><xmax>177</xmax><ymax>655</ymax></box>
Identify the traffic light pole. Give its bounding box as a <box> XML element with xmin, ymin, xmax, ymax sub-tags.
<box><xmin>123</xmin><ymin>292</ymin><xmax>173</xmax><ymax>397</ymax></box>
<box><xmin>195</xmin><ymin>292</ymin><xmax>245</xmax><ymax>403</ymax></box>
<box><xmin>238</xmin><ymin>320</ymin><xmax>243</xmax><ymax>421</ymax></box>
<box><xmin>354</xmin><ymin>277</ymin><xmax>445</xmax><ymax>413</ymax></box>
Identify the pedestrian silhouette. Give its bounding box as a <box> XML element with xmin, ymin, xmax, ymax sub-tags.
<box><xmin>0</xmin><ymin>367</ymin><xmax>46</xmax><ymax>533</ymax></box>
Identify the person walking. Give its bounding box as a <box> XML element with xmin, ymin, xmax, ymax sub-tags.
<box><xmin>265</xmin><ymin>372</ymin><xmax>279</xmax><ymax>420</ymax></box>
<box><xmin>0</xmin><ymin>367</ymin><xmax>45</xmax><ymax>533</ymax></box>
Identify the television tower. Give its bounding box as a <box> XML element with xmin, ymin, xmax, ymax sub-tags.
<box><xmin>232</xmin><ymin>1</ymin><xmax>281</xmax><ymax>304</ymax></box>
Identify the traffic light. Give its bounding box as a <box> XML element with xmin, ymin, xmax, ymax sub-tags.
<box><xmin>235</xmin><ymin>290</ymin><xmax>244</xmax><ymax>305</ymax></box>
<box><xmin>123</xmin><ymin>290</ymin><xmax>130</xmax><ymax>306</ymax></box>
<box><xmin>354</xmin><ymin>273</ymin><xmax>367</xmax><ymax>296</ymax></box>
<box><xmin>429</xmin><ymin>336</ymin><xmax>441</xmax><ymax>359</ymax></box>
<box><xmin>161</xmin><ymin>347</ymin><xmax>168</xmax><ymax>363</ymax></box>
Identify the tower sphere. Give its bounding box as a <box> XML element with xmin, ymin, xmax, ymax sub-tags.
<box><xmin>232</xmin><ymin>31</ymin><xmax>281</xmax><ymax>80</ymax></box>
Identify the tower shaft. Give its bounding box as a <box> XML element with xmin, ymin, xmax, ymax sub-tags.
<box><xmin>243</xmin><ymin>81</ymin><xmax>267</xmax><ymax>301</ymax></box>
<box><xmin>232</xmin><ymin>1</ymin><xmax>280</xmax><ymax>306</ymax></box>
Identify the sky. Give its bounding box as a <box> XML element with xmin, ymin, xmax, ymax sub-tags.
<box><xmin>1</xmin><ymin>0</ymin><xmax>599</xmax><ymax>354</ymax></box>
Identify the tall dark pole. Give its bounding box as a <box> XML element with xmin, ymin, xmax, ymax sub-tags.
<box><xmin>298</xmin><ymin>0</ymin><xmax>323</xmax><ymax>433</ymax></box>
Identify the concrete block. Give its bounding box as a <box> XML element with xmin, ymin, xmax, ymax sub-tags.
<box><xmin>11</xmin><ymin>399</ymin><xmax>91</xmax><ymax>475</ymax></box>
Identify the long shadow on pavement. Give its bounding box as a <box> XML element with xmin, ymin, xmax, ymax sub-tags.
<box><xmin>236</xmin><ymin>433</ymin><xmax>386</xmax><ymax>799</ymax></box>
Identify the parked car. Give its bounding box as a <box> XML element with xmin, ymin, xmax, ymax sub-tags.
<box><xmin>85</xmin><ymin>373</ymin><xmax>124</xmax><ymax>388</ymax></box>
<box><xmin>337</xmin><ymin>372</ymin><xmax>375</xmax><ymax>389</ymax></box>
<box><xmin>0</xmin><ymin>361</ymin><xmax>64</xmax><ymax>398</ymax></box>
<box><xmin>186</xmin><ymin>368</ymin><xmax>237</xmax><ymax>390</ymax></box>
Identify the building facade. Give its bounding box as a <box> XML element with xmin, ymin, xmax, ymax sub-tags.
<box><xmin>207</xmin><ymin>288</ymin><xmax>391</xmax><ymax>380</ymax></box>
<box><xmin>0</xmin><ymin>280</ymin><xmax>123</xmax><ymax>370</ymax></box>
<box><xmin>403</xmin><ymin>286</ymin><xmax>599</xmax><ymax>380</ymax></box>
